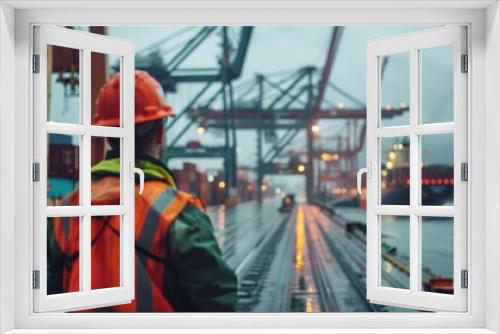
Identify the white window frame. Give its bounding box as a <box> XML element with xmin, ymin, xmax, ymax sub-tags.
<box><xmin>0</xmin><ymin>1</ymin><xmax>498</xmax><ymax>333</ymax></box>
<box><xmin>365</xmin><ymin>26</ymin><xmax>467</xmax><ymax>312</ymax></box>
<box><xmin>32</xmin><ymin>26</ymin><xmax>136</xmax><ymax>312</ymax></box>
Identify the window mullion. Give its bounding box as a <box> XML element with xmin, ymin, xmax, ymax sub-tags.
<box><xmin>81</xmin><ymin>48</ymin><xmax>92</xmax><ymax>293</ymax></box>
<box><xmin>409</xmin><ymin>48</ymin><xmax>420</xmax><ymax>293</ymax></box>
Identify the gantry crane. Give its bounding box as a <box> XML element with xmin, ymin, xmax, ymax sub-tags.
<box><xmin>189</xmin><ymin>27</ymin><xmax>407</xmax><ymax>202</ymax></box>
<box><xmin>136</xmin><ymin>27</ymin><xmax>253</xmax><ymax>191</ymax></box>
<box><xmin>139</xmin><ymin>26</ymin><xmax>406</xmax><ymax>202</ymax></box>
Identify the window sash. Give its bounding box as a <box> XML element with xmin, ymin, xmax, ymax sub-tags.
<box><xmin>366</xmin><ymin>26</ymin><xmax>468</xmax><ymax>312</ymax></box>
<box><xmin>32</xmin><ymin>25</ymin><xmax>135</xmax><ymax>313</ymax></box>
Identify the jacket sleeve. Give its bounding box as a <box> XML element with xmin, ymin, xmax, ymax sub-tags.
<box><xmin>166</xmin><ymin>205</ymin><xmax>238</xmax><ymax>312</ymax></box>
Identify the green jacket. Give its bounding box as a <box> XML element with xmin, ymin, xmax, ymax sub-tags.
<box><xmin>49</xmin><ymin>155</ymin><xmax>237</xmax><ymax>312</ymax></box>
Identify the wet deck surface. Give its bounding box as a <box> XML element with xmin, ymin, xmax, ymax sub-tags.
<box><xmin>207</xmin><ymin>200</ymin><xmax>411</xmax><ymax>312</ymax></box>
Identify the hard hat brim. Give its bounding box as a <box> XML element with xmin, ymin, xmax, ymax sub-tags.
<box><xmin>94</xmin><ymin>105</ymin><xmax>175</xmax><ymax>127</ymax></box>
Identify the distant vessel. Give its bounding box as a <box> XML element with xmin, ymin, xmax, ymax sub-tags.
<box><xmin>331</xmin><ymin>139</ymin><xmax>453</xmax><ymax>207</ymax></box>
<box><xmin>380</xmin><ymin>139</ymin><xmax>453</xmax><ymax>205</ymax></box>
<box><xmin>427</xmin><ymin>277</ymin><xmax>453</xmax><ymax>294</ymax></box>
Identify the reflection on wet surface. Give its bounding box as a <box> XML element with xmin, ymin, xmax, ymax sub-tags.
<box><xmin>206</xmin><ymin>200</ymin><xmax>431</xmax><ymax>312</ymax></box>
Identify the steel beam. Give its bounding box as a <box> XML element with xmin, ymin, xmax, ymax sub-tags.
<box><xmin>164</xmin><ymin>145</ymin><xmax>228</xmax><ymax>161</ymax></box>
<box><xmin>188</xmin><ymin>106</ymin><xmax>408</xmax><ymax>121</ymax></box>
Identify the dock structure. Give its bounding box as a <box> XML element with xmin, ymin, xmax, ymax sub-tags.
<box><xmin>135</xmin><ymin>26</ymin><xmax>409</xmax><ymax>204</ymax></box>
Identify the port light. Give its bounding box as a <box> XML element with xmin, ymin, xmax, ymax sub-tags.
<box><xmin>297</xmin><ymin>164</ymin><xmax>306</xmax><ymax>173</ymax></box>
<box><xmin>386</xmin><ymin>161</ymin><xmax>394</xmax><ymax>170</ymax></box>
<box><xmin>196</xmin><ymin>126</ymin><xmax>206</xmax><ymax>135</ymax></box>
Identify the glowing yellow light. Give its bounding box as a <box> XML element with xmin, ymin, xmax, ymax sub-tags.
<box><xmin>297</xmin><ymin>164</ymin><xmax>306</xmax><ymax>173</ymax></box>
<box><xmin>398</xmin><ymin>143</ymin><xmax>404</xmax><ymax>150</ymax></box>
<box><xmin>306</xmin><ymin>297</ymin><xmax>314</xmax><ymax>313</ymax></box>
<box><xmin>386</xmin><ymin>161</ymin><xmax>394</xmax><ymax>170</ymax></box>
<box><xmin>207</xmin><ymin>174</ymin><xmax>215</xmax><ymax>182</ymax></box>
<box><xmin>196</xmin><ymin>126</ymin><xmax>206</xmax><ymax>135</ymax></box>
<box><xmin>388</xmin><ymin>151</ymin><xmax>396</xmax><ymax>160</ymax></box>
<box><xmin>381</xmin><ymin>170</ymin><xmax>388</xmax><ymax>177</ymax></box>
<box><xmin>295</xmin><ymin>206</ymin><xmax>305</xmax><ymax>270</ymax></box>
<box><xmin>311</xmin><ymin>124</ymin><xmax>320</xmax><ymax>133</ymax></box>
<box><xmin>384</xmin><ymin>261</ymin><xmax>394</xmax><ymax>273</ymax></box>
<box><xmin>218</xmin><ymin>181</ymin><xmax>226</xmax><ymax>189</ymax></box>
<box><xmin>321</xmin><ymin>153</ymin><xmax>331</xmax><ymax>161</ymax></box>
<box><xmin>260</xmin><ymin>184</ymin><xmax>268</xmax><ymax>192</ymax></box>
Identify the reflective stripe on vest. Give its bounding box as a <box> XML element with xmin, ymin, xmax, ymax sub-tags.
<box><xmin>136</xmin><ymin>187</ymin><xmax>175</xmax><ymax>312</ymax></box>
<box><xmin>52</xmin><ymin>177</ymin><xmax>201</xmax><ymax>312</ymax></box>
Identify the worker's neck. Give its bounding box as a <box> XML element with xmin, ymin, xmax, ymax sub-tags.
<box><xmin>141</xmin><ymin>146</ymin><xmax>163</xmax><ymax>161</ymax></box>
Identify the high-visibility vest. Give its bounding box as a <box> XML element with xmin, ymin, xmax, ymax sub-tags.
<box><xmin>53</xmin><ymin>176</ymin><xmax>204</xmax><ymax>312</ymax></box>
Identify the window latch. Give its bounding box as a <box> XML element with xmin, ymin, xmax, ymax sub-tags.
<box><xmin>356</xmin><ymin>163</ymin><xmax>371</xmax><ymax>195</ymax></box>
<box><xmin>130</xmin><ymin>162</ymin><xmax>145</xmax><ymax>195</ymax></box>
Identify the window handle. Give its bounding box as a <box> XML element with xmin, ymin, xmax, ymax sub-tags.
<box><xmin>130</xmin><ymin>162</ymin><xmax>145</xmax><ymax>195</ymax></box>
<box><xmin>357</xmin><ymin>167</ymin><xmax>369</xmax><ymax>195</ymax></box>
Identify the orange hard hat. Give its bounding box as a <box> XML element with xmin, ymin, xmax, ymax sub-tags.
<box><xmin>94</xmin><ymin>70</ymin><xmax>175</xmax><ymax>127</ymax></box>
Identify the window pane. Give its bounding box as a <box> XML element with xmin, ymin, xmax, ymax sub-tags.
<box><xmin>421</xmin><ymin>45</ymin><xmax>454</xmax><ymax>124</ymax></box>
<box><xmin>47</xmin><ymin>45</ymin><xmax>80</xmax><ymax>124</ymax></box>
<box><xmin>47</xmin><ymin>216</ymin><xmax>80</xmax><ymax>295</ymax></box>
<box><xmin>91</xmin><ymin>215</ymin><xmax>121</xmax><ymax>290</ymax></box>
<box><xmin>91</xmin><ymin>52</ymin><xmax>120</xmax><ymax>127</ymax></box>
<box><xmin>47</xmin><ymin>134</ymin><xmax>80</xmax><ymax>206</ymax></box>
<box><xmin>421</xmin><ymin>217</ymin><xmax>454</xmax><ymax>294</ymax></box>
<box><xmin>421</xmin><ymin>134</ymin><xmax>454</xmax><ymax>206</ymax></box>
<box><xmin>380</xmin><ymin>215</ymin><xmax>410</xmax><ymax>289</ymax></box>
<box><xmin>91</xmin><ymin>136</ymin><xmax>121</xmax><ymax>205</ymax></box>
<box><xmin>380</xmin><ymin>137</ymin><xmax>410</xmax><ymax>205</ymax></box>
<box><xmin>380</xmin><ymin>53</ymin><xmax>410</xmax><ymax>127</ymax></box>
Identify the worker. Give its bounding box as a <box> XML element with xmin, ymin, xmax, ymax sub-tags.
<box><xmin>47</xmin><ymin>70</ymin><xmax>237</xmax><ymax>312</ymax></box>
